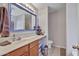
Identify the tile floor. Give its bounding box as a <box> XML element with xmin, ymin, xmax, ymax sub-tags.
<box><xmin>39</xmin><ymin>46</ymin><xmax>65</xmax><ymax>56</ymax></box>
<box><xmin>48</xmin><ymin>47</ymin><xmax>60</xmax><ymax>56</ymax></box>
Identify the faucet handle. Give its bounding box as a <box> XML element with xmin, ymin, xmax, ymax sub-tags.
<box><xmin>12</xmin><ymin>34</ymin><xmax>16</xmax><ymax>42</ymax></box>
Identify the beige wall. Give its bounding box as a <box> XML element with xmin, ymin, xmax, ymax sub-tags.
<box><xmin>66</xmin><ymin>3</ymin><xmax>78</xmax><ymax>56</ymax></box>
<box><xmin>77</xmin><ymin>4</ymin><xmax>79</xmax><ymax>43</ymax></box>
<box><xmin>0</xmin><ymin>3</ymin><xmax>8</xmax><ymax>7</ymax></box>
<box><xmin>38</xmin><ymin>6</ymin><xmax>48</xmax><ymax>45</ymax></box>
<box><xmin>48</xmin><ymin>7</ymin><xmax>66</xmax><ymax>48</ymax></box>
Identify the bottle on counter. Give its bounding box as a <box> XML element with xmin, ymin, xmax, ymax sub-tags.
<box><xmin>36</xmin><ymin>26</ymin><xmax>44</xmax><ymax>35</ymax></box>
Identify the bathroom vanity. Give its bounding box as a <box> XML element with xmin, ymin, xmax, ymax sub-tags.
<box><xmin>5</xmin><ymin>40</ymin><xmax>39</xmax><ymax>56</ymax></box>
<box><xmin>0</xmin><ymin>3</ymin><xmax>46</xmax><ymax>56</ymax></box>
<box><xmin>0</xmin><ymin>35</ymin><xmax>45</xmax><ymax>56</ymax></box>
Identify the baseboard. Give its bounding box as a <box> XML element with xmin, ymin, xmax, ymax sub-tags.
<box><xmin>53</xmin><ymin>45</ymin><xmax>66</xmax><ymax>49</ymax></box>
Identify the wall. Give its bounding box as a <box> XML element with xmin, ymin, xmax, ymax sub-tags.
<box><xmin>66</xmin><ymin>3</ymin><xmax>78</xmax><ymax>56</ymax></box>
<box><xmin>77</xmin><ymin>4</ymin><xmax>79</xmax><ymax>43</ymax></box>
<box><xmin>0</xmin><ymin>4</ymin><xmax>8</xmax><ymax>8</ymax></box>
<box><xmin>48</xmin><ymin>7</ymin><xmax>66</xmax><ymax>48</ymax></box>
<box><xmin>38</xmin><ymin>6</ymin><xmax>48</xmax><ymax>45</ymax></box>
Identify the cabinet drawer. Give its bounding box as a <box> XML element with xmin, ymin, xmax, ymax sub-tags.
<box><xmin>30</xmin><ymin>40</ymin><xmax>39</xmax><ymax>48</ymax></box>
<box><xmin>6</xmin><ymin>45</ymin><xmax>28</xmax><ymax>56</ymax></box>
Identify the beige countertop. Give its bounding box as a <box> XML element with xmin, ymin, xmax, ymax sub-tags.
<box><xmin>0</xmin><ymin>35</ymin><xmax>46</xmax><ymax>56</ymax></box>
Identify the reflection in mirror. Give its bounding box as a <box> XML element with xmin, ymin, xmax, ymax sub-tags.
<box><xmin>10</xmin><ymin>4</ymin><xmax>36</xmax><ymax>31</ymax></box>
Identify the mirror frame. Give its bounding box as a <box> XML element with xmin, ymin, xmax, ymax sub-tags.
<box><xmin>8</xmin><ymin>3</ymin><xmax>38</xmax><ymax>32</ymax></box>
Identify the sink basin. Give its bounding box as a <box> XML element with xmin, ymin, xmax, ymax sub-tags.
<box><xmin>0</xmin><ymin>35</ymin><xmax>38</xmax><ymax>46</ymax></box>
<box><xmin>0</xmin><ymin>41</ymin><xmax>11</xmax><ymax>46</ymax></box>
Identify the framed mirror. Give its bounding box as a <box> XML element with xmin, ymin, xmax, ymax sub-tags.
<box><xmin>9</xmin><ymin>3</ymin><xmax>37</xmax><ymax>32</ymax></box>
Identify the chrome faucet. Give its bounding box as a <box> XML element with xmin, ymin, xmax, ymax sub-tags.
<box><xmin>12</xmin><ymin>34</ymin><xmax>21</xmax><ymax>41</ymax></box>
<box><xmin>12</xmin><ymin>34</ymin><xmax>16</xmax><ymax>42</ymax></box>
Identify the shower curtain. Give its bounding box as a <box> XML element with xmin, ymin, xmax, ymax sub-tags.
<box><xmin>0</xmin><ymin>7</ymin><xmax>9</xmax><ymax>37</ymax></box>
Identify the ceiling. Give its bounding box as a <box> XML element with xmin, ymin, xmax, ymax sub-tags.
<box><xmin>32</xmin><ymin>3</ymin><xmax>66</xmax><ymax>13</ymax></box>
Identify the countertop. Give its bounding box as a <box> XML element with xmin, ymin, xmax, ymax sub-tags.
<box><xmin>0</xmin><ymin>35</ymin><xmax>46</xmax><ymax>56</ymax></box>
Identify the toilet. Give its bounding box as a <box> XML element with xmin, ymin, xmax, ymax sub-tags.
<box><xmin>72</xmin><ymin>46</ymin><xmax>78</xmax><ymax>56</ymax></box>
<box><xmin>48</xmin><ymin>40</ymin><xmax>53</xmax><ymax>48</ymax></box>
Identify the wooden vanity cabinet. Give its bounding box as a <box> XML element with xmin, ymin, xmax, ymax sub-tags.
<box><xmin>5</xmin><ymin>45</ymin><xmax>29</xmax><ymax>56</ymax></box>
<box><xmin>4</xmin><ymin>40</ymin><xmax>39</xmax><ymax>56</ymax></box>
<box><xmin>29</xmin><ymin>40</ymin><xmax>39</xmax><ymax>56</ymax></box>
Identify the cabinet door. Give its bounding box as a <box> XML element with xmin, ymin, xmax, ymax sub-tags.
<box><xmin>30</xmin><ymin>45</ymin><xmax>39</xmax><ymax>56</ymax></box>
<box><xmin>30</xmin><ymin>40</ymin><xmax>39</xmax><ymax>48</ymax></box>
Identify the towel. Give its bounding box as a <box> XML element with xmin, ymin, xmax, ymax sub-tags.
<box><xmin>0</xmin><ymin>7</ymin><xmax>9</xmax><ymax>37</ymax></box>
<box><xmin>0</xmin><ymin>7</ymin><xmax>4</xmax><ymax>33</ymax></box>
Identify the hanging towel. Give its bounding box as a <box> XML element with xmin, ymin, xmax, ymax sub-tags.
<box><xmin>0</xmin><ymin>7</ymin><xmax>9</xmax><ymax>37</ymax></box>
<box><xmin>0</xmin><ymin>7</ymin><xmax>4</xmax><ymax>33</ymax></box>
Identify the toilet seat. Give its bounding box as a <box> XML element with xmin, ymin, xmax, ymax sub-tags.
<box><xmin>48</xmin><ymin>40</ymin><xmax>53</xmax><ymax>48</ymax></box>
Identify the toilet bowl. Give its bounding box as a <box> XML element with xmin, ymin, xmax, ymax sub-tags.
<box><xmin>48</xmin><ymin>40</ymin><xmax>53</xmax><ymax>48</ymax></box>
<box><xmin>72</xmin><ymin>46</ymin><xmax>78</xmax><ymax>56</ymax></box>
<box><xmin>72</xmin><ymin>49</ymin><xmax>78</xmax><ymax>56</ymax></box>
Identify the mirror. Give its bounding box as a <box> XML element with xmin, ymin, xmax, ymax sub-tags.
<box><xmin>10</xmin><ymin>4</ymin><xmax>36</xmax><ymax>32</ymax></box>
